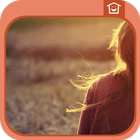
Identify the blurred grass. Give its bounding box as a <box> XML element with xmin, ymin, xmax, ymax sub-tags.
<box><xmin>6</xmin><ymin>17</ymin><xmax>124</xmax><ymax>61</ymax></box>
<box><xmin>6</xmin><ymin>57</ymin><xmax>117</xmax><ymax>134</ymax></box>
<box><xmin>9</xmin><ymin>17</ymin><xmax>123</xmax><ymax>30</ymax></box>
<box><xmin>6</xmin><ymin>17</ymin><xmax>121</xmax><ymax>134</ymax></box>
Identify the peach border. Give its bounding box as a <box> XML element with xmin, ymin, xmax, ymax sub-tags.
<box><xmin>0</xmin><ymin>0</ymin><xmax>140</xmax><ymax>140</ymax></box>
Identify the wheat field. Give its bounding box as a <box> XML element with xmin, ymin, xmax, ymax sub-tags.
<box><xmin>6</xmin><ymin>17</ymin><xmax>123</xmax><ymax>135</ymax></box>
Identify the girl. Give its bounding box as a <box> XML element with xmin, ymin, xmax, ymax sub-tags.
<box><xmin>66</xmin><ymin>21</ymin><xmax>134</xmax><ymax>134</ymax></box>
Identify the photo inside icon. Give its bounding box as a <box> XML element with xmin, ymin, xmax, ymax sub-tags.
<box><xmin>6</xmin><ymin>17</ymin><xmax>134</xmax><ymax>135</ymax></box>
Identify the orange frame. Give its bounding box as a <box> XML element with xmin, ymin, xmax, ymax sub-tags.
<box><xmin>0</xmin><ymin>0</ymin><xmax>140</xmax><ymax>139</ymax></box>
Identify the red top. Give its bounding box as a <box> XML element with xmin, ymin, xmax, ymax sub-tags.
<box><xmin>78</xmin><ymin>73</ymin><xmax>134</xmax><ymax>134</ymax></box>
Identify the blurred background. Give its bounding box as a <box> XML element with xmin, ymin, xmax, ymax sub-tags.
<box><xmin>6</xmin><ymin>17</ymin><xmax>124</xmax><ymax>135</ymax></box>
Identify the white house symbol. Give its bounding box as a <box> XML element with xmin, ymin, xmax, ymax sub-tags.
<box><xmin>107</xmin><ymin>2</ymin><xmax>121</xmax><ymax>14</ymax></box>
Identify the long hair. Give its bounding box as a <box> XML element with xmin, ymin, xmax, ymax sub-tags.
<box><xmin>66</xmin><ymin>21</ymin><xmax>134</xmax><ymax>112</ymax></box>
<box><xmin>110</xmin><ymin>21</ymin><xmax>134</xmax><ymax>84</ymax></box>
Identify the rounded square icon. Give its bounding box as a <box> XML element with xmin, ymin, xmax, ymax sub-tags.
<box><xmin>0</xmin><ymin>0</ymin><xmax>140</xmax><ymax>140</ymax></box>
<box><xmin>104</xmin><ymin>0</ymin><xmax>125</xmax><ymax>18</ymax></box>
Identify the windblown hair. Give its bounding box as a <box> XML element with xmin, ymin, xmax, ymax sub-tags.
<box><xmin>66</xmin><ymin>21</ymin><xmax>134</xmax><ymax>112</ymax></box>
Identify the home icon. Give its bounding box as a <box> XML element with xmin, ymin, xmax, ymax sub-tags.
<box><xmin>107</xmin><ymin>2</ymin><xmax>121</xmax><ymax>14</ymax></box>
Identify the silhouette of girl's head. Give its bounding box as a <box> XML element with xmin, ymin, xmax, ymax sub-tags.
<box><xmin>66</xmin><ymin>21</ymin><xmax>135</xmax><ymax>113</ymax></box>
<box><xmin>109</xmin><ymin>21</ymin><xmax>134</xmax><ymax>82</ymax></box>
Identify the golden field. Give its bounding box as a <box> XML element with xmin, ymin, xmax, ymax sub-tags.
<box><xmin>6</xmin><ymin>17</ymin><xmax>123</xmax><ymax>135</ymax></box>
